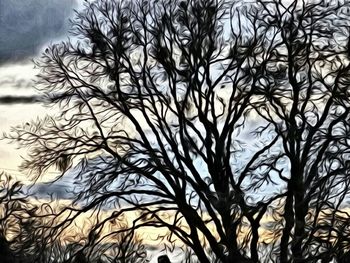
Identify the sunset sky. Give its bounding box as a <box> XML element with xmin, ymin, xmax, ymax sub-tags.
<box><xmin>0</xmin><ymin>0</ymin><xmax>78</xmax><ymax>183</ymax></box>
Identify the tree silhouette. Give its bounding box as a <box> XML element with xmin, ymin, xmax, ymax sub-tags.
<box><xmin>250</xmin><ymin>0</ymin><xmax>350</xmax><ymax>261</ymax></box>
<box><xmin>7</xmin><ymin>0</ymin><xmax>350</xmax><ymax>262</ymax></box>
<box><xmin>0</xmin><ymin>172</ymin><xmax>42</xmax><ymax>263</ymax></box>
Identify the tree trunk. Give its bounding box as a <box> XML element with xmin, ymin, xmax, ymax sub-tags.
<box><xmin>280</xmin><ymin>190</ymin><xmax>294</xmax><ymax>263</ymax></box>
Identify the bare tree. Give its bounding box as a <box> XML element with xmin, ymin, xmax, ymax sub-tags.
<box><xmin>22</xmin><ymin>206</ymin><xmax>148</xmax><ymax>263</ymax></box>
<box><xmin>0</xmin><ymin>172</ymin><xmax>23</xmax><ymax>263</ymax></box>
<box><xmin>0</xmin><ymin>172</ymin><xmax>44</xmax><ymax>263</ymax></box>
<box><xmin>0</xmin><ymin>172</ymin><xmax>146</xmax><ymax>263</ymax></box>
<box><xmin>7</xmin><ymin>0</ymin><xmax>350</xmax><ymax>262</ymax></box>
<box><xmin>250</xmin><ymin>0</ymin><xmax>350</xmax><ymax>262</ymax></box>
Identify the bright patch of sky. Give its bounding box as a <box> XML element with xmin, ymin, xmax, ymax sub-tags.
<box><xmin>0</xmin><ymin>0</ymin><xmax>80</xmax><ymax>183</ymax></box>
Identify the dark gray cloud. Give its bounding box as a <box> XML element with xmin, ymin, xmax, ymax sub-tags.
<box><xmin>0</xmin><ymin>0</ymin><xmax>76</xmax><ymax>64</ymax></box>
<box><xmin>0</xmin><ymin>95</ymin><xmax>40</xmax><ymax>104</ymax></box>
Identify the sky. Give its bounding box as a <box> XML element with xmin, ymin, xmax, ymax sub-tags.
<box><xmin>0</xmin><ymin>0</ymin><xmax>78</xmax><ymax>183</ymax></box>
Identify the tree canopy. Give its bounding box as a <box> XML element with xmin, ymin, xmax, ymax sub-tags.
<box><xmin>7</xmin><ymin>0</ymin><xmax>350</xmax><ymax>262</ymax></box>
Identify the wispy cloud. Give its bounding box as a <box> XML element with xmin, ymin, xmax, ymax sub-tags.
<box><xmin>0</xmin><ymin>77</ymin><xmax>33</xmax><ymax>90</ymax></box>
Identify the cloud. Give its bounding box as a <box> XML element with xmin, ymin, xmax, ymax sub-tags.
<box><xmin>0</xmin><ymin>0</ymin><xmax>76</xmax><ymax>65</ymax></box>
<box><xmin>29</xmin><ymin>181</ymin><xmax>74</xmax><ymax>200</ymax></box>
<box><xmin>27</xmin><ymin>168</ymin><xmax>79</xmax><ymax>200</ymax></box>
<box><xmin>0</xmin><ymin>77</ymin><xmax>33</xmax><ymax>89</ymax></box>
<box><xmin>0</xmin><ymin>95</ymin><xmax>40</xmax><ymax>104</ymax></box>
